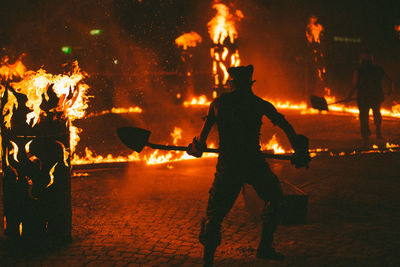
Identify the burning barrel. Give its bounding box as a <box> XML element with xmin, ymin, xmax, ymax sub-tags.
<box><xmin>0</xmin><ymin>58</ymin><xmax>89</xmax><ymax>243</ymax></box>
<box><xmin>2</xmin><ymin>117</ymin><xmax>71</xmax><ymax>243</ymax></box>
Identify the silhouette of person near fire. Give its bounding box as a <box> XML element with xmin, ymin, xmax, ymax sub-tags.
<box><xmin>347</xmin><ymin>52</ymin><xmax>392</xmax><ymax>145</ymax></box>
<box><xmin>188</xmin><ymin>65</ymin><xmax>311</xmax><ymax>266</ymax></box>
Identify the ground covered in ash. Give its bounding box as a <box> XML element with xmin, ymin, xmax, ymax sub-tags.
<box><xmin>0</xmin><ymin>111</ymin><xmax>399</xmax><ymax>266</ymax></box>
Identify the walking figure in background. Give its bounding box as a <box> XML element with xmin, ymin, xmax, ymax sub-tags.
<box><xmin>188</xmin><ymin>65</ymin><xmax>311</xmax><ymax>267</ymax></box>
<box><xmin>347</xmin><ymin>52</ymin><xmax>392</xmax><ymax>144</ymax></box>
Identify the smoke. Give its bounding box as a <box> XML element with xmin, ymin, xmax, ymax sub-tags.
<box><xmin>1</xmin><ymin>0</ymin><xmax>328</xmax><ymax>158</ymax></box>
<box><xmin>236</xmin><ymin>0</ymin><xmax>310</xmax><ymax>102</ymax></box>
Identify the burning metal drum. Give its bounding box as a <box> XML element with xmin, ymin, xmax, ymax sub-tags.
<box><xmin>0</xmin><ymin>58</ymin><xmax>89</xmax><ymax>243</ymax></box>
<box><xmin>2</xmin><ymin>120</ymin><xmax>71</xmax><ymax>243</ymax></box>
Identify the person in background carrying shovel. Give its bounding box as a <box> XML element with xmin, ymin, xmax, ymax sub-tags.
<box><xmin>187</xmin><ymin>65</ymin><xmax>311</xmax><ymax>267</ymax></box>
<box><xmin>347</xmin><ymin>52</ymin><xmax>391</xmax><ymax>144</ymax></box>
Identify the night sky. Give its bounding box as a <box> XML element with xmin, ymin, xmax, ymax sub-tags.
<box><xmin>0</xmin><ymin>0</ymin><xmax>399</xmax><ymax>102</ymax></box>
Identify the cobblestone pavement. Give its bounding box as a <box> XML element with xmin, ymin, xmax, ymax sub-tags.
<box><xmin>1</xmin><ymin>152</ymin><xmax>399</xmax><ymax>267</ymax></box>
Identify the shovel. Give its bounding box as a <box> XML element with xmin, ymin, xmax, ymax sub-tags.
<box><xmin>116</xmin><ymin>127</ymin><xmax>293</xmax><ymax>160</ymax></box>
<box><xmin>310</xmin><ymin>95</ymin><xmax>356</xmax><ymax>111</ymax></box>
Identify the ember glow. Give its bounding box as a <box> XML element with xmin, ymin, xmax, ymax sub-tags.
<box><xmin>85</xmin><ymin>106</ymin><xmax>143</xmax><ymax>118</ymax></box>
<box><xmin>175</xmin><ymin>31</ymin><xmax>202</xmax><ymax>50</ymax></box>
<box><xmin>395</xmin><ymin>25</ymin><xmax>400</xmax><ymax>39</ymax></box>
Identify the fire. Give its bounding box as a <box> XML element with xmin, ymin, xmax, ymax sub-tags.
<box><xmin>208</xmin><ymin>3</ymin><xmax>244</xmax><ymax>44</ymax></box>
<box><xmin>306</xmin><ymin>16</ymin><xmax>324</xmax><ymax>44</ymax></box>
<box><xmin>0</xmin><ymin>57</ymin><xmax>90</xmax><ymax>154</ymax></box>
<box><xmin>71</xmin><ymin>127</ymin><xmax>219</xmax><ymax>166</ymax></box>
<box><xmin>85</xmin><ymin>106</ymin><xmax>143</xmax><ymax>118</ymax></box>
<box><xmin>183</xmin><ymin>95</ymin><xmax>211</xmax><ymax>107</ymax></box>
<box><xmin>171</xmin><ymin>127</ymin><xmax>182</xmax><ymax>145</ymax></box>
<box><xmin>144</xmin><ymin>147</ymin><xmax>219</xmax><ymax>166</ymax></box>
<box><xmin>181</xmin><ymin>93</ymin><xmax>400</xmax><ymax>119</ymax></box>
<box><xmin>72</xmin><ymin>147</ymin><xmax>141</xmax><ymax>165</ymax></box>
<box><xmin>260</xmin><ymin>134</ymin><xmax>287</xmax><ymax>154</ymax></box>
<box><xmin>9</xmin><ymin>140</ymin><xmax>19</xmax><ymax>163</ymax></box>
<box><xmin>208</xmin><ymin>1</ymin><xmax>243</xmax><ymax>93</ymax></box>
<box><xmin>47</xmin><ymin>163</ymin><xmax>58</xmax><ymax>188</ymax></box>
<box><xmin>70</xmin><ymin>120</ymin><xmax>400</xmax><ymax>167</ymax></box>
<box><xmin>3</xmin><ymin>61</ymin><xmax>89</xmax><ymax>127</ymax></box>
<box><xmin>0</xmin><ymin>56</ymin><xmax>26</xmax><ymax>80</ymax></box>
<box><xmin>175</xmin><ymin>31</ymin><xmax>202</xmax><ymax>50</ymax></box>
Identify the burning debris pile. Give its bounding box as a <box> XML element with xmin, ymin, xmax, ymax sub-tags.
<box><xmin>0</xmin><ymin>56</ymin><xmax>89</xmax><ymax>242</ymax></box>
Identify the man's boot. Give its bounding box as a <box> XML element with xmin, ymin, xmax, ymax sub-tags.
<box><xmin>203</xmin><ymin>244</ymin><xmax>217</xmax><ymax>267</ymax></box>
<box><xmin>256</xmin><ymin>220</ymin><xmax>284</xmax><ymax>261</ymax></box>
<box><xmin>200</xmin><ymin>219</ymin><xmax>220</xmax><ymax>267</ymax></box>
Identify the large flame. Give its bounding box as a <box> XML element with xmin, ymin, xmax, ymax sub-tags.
<box><xmin>1</xmin><ymin>59</ymin><xmax>89</xmax><ymax>128</ymax></box>
<box><xmin>208</xmin><ymin>3</ymin><xmax>244</xmax><ymax>44</ymax></box>
<box><xmin>175</xmin><ymin>31</ymin><xmax>202</xmax><ymax>50</ymax></box>
<box><xmin>208</xmin><ymin>2</ymin><xmax>243</xmax><ymax>92</ymax></box>
<box><xmin>5</xmin><ymin>61</ymin><xmax>88</xmax><ymax>126</ymax></box>
<box><xmin>306</xmin><ymin>16</ymin><xmax>324</xmax><ymax>44</ymax></box>
<box><xmin>0</xmin><ymin>56</ymin><xmax>26</xmax><ymax>80</ymax></box>
<box><xmin>0</xmin><ymin>57</ymin><xmax>90</xmax><ymax>154</ymax></box>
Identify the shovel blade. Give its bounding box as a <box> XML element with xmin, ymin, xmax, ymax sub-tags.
<box><xmin>117</xmin><ymin>127</ymin><xmax>151</xmax><ymax>153</ymax></box>
<box><xmin>310</xmin><ymin>95</ymin><xmax>329</xmax><ymax>111</ymax></box>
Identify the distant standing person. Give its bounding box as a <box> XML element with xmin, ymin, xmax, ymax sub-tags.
<box><xmin>347</xmin><ymin>53</ymin><xmax>391</xmax><ymax>144</ymax></box>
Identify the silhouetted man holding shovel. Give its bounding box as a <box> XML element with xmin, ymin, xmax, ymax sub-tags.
<box><xmin>347</xmin><ymin>53</ymin><xmax>391</xmax><ymax>144</ymax></box>
<box><xmin>188</xmin><ymin>65</ymin><xmax>311</xmax><ymax>266</ymax></box>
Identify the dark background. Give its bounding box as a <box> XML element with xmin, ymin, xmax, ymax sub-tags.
<box><xmin>1</xmin><ymin>0</ymin><xmax>399</xmax><ymax>111</ymax></box>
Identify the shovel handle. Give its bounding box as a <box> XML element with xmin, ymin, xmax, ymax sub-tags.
<box><xmin>147</xmin><ymin>142</ymin><xmax>292</xmax><ymax>160</ymax></box>
<box><xmin>148</xmin><ymin>143</ymin><xmax>219</xmax><ymax>153</ymax></box>
<box><xmin>329</xmin><ymin>98</ymin><xmax>356</xmax><ymax>105</ymax></box>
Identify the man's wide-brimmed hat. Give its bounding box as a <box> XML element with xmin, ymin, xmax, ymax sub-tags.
<box><xmin>227</xmin><ymin>65</ymin><xmax>254</xmax><ymax>82</ymax></box>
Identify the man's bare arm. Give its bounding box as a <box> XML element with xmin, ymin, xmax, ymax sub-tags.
<box><xmin>187</xmin><ymin>102</ymin><xmax>216</xmax><ymax>158</ymax></box>
<box><xmin>262</xmin><ymin>101</ymin><xmax>297</xmax><ymax>148</ymax></box>
<box><xmin>199</xmin><ymin>103</ymin><xmax>216</xmax><ymax>143</ymax></box>
<box><xmin>275</xmin><ymin>116</ymin><xmax>297</xmax><ymax>149</ymax></box>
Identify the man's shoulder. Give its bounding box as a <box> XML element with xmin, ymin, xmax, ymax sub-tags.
<box><xmin>253</xmin><ymin>95</ymin><xmax>276</xmax><ymax>108</ymax></box>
